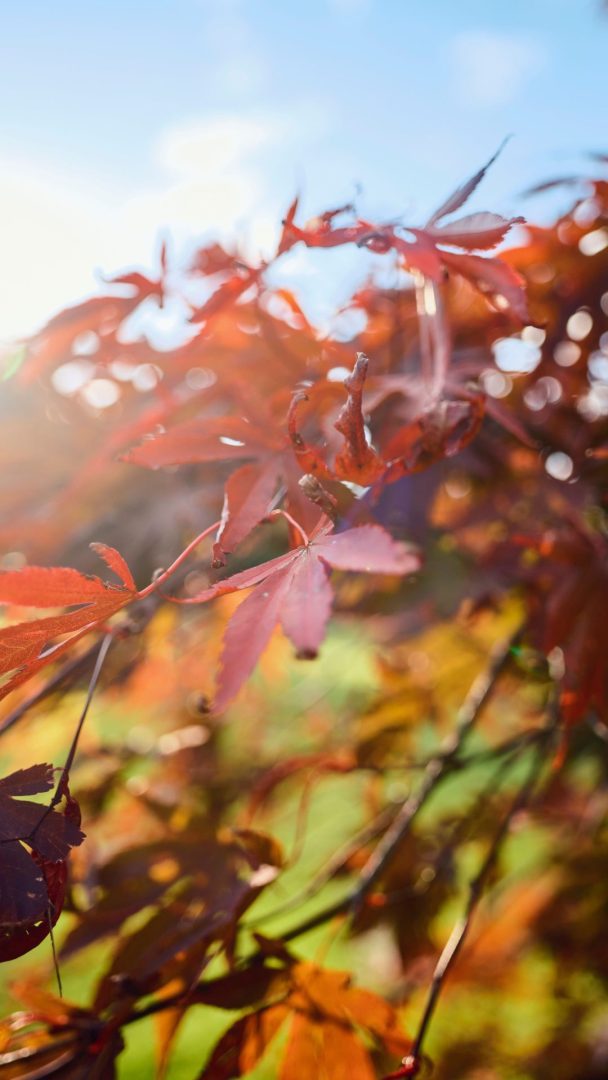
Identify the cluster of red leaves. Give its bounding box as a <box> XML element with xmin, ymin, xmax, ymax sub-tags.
<box><xmin>1</xmin><ymin>151</ymin><xmax>608</xmax><ymax>1079</ymax></box>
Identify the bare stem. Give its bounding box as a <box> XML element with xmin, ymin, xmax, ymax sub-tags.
<box><xmin>268</xmin><ymin>508</ymin><xmax>310</xmax><ymax>546</ymax></box>
<box><xmin>351</xmin><ymin>624</ymin><xmax>523</xmax><ymax>905</ymax></box>
<box><xmin>49</xmin><ymin>633</ymin><xmax>114</xmax><ymax>807</ymax></box>
<box><xmin>405</xmin><ymin>738</ymin><xmax>549</xmax><ymax>1075</ymax></box>
<box><xmin>136</xmin><ymin>520</ymin><xmax>221</xmax><ymax>599</ymax></box>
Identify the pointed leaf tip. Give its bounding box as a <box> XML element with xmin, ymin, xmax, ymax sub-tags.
<box><xmin>428</xmin><ymin>138</ymin><xmax>512</xmax><ymax>226</ymax></box>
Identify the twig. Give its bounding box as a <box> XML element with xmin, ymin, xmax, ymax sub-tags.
<box><xmin>48</xmin><ymin>633</ymin><xmax>113</xmax><ymax>809</ymax></box>
<box><xmin>249</xmin><ymin>625</ymin><xmax>523</xmax><ymax>944</ymax></box>
<box><xmin>255</xmin><ymin>625</ymin><xmax>523</xmax><ymax>939</ymax></box>
<box><xmin>26</xmin><ymin>634</ymin><xmax>113</xmax><ymax>998</ymax></box>
<box><xmin>401</xmin><ymin>736</ymin><xmax>550</xmax><ymax>1078</ymax></box>
<box><xmin>350</xmin><ymin>625</ymin><xmax>522</xmax><ymax>906</ymax></box>
<box><xmin>249</xmin><ymin>726</ymin><xmax>541</xmax><ymax>930</ymax></box>
<box><xmin>121</xmin><ymin>734</ymin><xmax>539</xmax><ymax>1031</ymax></box>
<box><xmin>81</xmin><ymin>628</ymin><xmax>527</xmax><ymax>1030</ymax></box>
<box><xmin>248</xmin><ymin>803</ymin><xmax>397</xmax><ymax>928</ymax></box>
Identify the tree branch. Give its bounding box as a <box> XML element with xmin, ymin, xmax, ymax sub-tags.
<box><xmin>351</xmin><ymin>624</ymin><xmax>523</xmax><ymax>906</ymax></box>
<box><xmin>395</xmin><ymin>733</ymin><xmax>551</xmax><ymax>1079</ymax></box>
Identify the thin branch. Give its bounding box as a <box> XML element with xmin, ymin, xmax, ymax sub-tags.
<box><xmin>121</xmin><ymin>735</ymin><xmax>540</xmax><ymax>1031</ymax></box>
<box><xmin>20</xmin><ymin>635</ymin><xmax>114</xmax><ymax>1000</ymax></box>
<box><xmin>248</xmin><ymin>626</ymin><xmax>524</xmax><ymax>944</ymax></box>
<box><xmin>49</xmin><ymin>633</ymin><xmax>113</xmax><ymax>807</ymax></box>
<box><xmin>249</xmin><ymin>725</ymin><xmax>542</xmax><ymax>931</ymax></box>
<box><xmin>248</xmin><ymin>803</ymin><xmax>397</xmax><ymax>928</ymax></box>
<box><xmin>402</xmin><ymin>736</ymin><xmax>551</xmax><ymax>1078</ymax></box>
<box><xmin>25</xmin><ymin>632</ymin><xmax>113</xmax><ymax>853</ymax></box>
<box><xmin>85</xmin><ymin>627</ymin><xmax>528</xmax><ymax>1031</ymax></box>
<box><xmin>350</xmin><ymin>624</ymin><xmax>523</xmax><ymax>906</ymax></box>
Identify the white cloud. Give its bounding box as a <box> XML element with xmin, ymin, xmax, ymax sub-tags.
<box><xmin>0</xmin><ymin>113</ymin><xmax>285</xmax><ymax>341</ymax></box>
<box><xmin>156</xmin><ymin>114</ymin><xmax>282</xmax><ymax>176</ymax></box>
<box><xmin>125</xmin><ymin>113</ymin><xmax>287</xmax><ymax>255</ymax></box>
<box><xmin>448</xmin><ymin>30</ymin><xmax>546</xmax><ymax>108</ymax></box>
<box><xmin>0</xmin><ymin>161</ymin><xmax>111</xmax><ymax>341</ymax></box>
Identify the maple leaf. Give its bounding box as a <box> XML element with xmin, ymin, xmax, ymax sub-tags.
<box><xmin>320</xmin><ymin>352</ymin><xmax>488</xmax><ymax>482</ymax></box>
<box><xmin>0</xmin><ymin>763</ymin><xmax>84</xmax><ymax>962</ymax></box>
<box><xmin>427</xmin><ymin>139</ymin><xmax>512</xmax><ymax>226</ymax></box>
<box><xmin>0</xmin><ymin>545</ymin><xmax>137</xmax><ymax>699</ymax></box>
<box><xmin>187</xmin><ymin>243</ymin><xmax>265</xmax><ymax>325</ymax></box>
<box><xmin>91</xmin><ymin>830</ymin><xmax>283</xmax><ymax>1015</ymax></box>
<box><xmin>200</xmin><ymin>960</ymin><xmax>411</xmax><ymax>1079</ymax></box>
<box><xmin>179</xmin><ymin>516</ymin><xmax>419</xmax><ymax>710</ymax></box>
<box><xmin>381</xmin><ymin>391</ymin><xmax>487</xmax><ymax>478</ymax></box>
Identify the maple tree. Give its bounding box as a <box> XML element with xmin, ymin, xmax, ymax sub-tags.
<box><xmin>0</xmin><ymin>146</ymin><xmax>608</xmax><ymax>1079</ymax></box>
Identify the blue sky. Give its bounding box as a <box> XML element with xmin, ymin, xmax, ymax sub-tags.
<box><xmin>0</xmin><ymin>0</ymin><xmax>606</xmax><ymax>338</ymax></box>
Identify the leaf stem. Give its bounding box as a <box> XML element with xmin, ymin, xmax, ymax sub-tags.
<box><xmin>50</xmin><ymin>633</ymin><xmax>114</xmax><ymax>809</ymax></box>
<box><xmin>136</xmin><ymin>521</ymin><xmax>221</xmax><ymax>599</ymax></box>
<box><xmin>268</xmin><ymin>508</ymin><xmax>310</xmax><ymax>546</ymax></box>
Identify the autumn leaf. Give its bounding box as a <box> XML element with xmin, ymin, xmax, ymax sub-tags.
<box><xmin>92</xmin><ymin>830</ymin><xmax>283</xmax><ymax>1011</ymax></box>
<box><xmin>0</xmin><ymin>545</ymin><xmax>137</xmax><ymax>699</ymax></box>
<box><xmin>200</xmin><ymin>961</ymin><xmax>411</xmax><ymax>1079</ymax></box>
<box><xmin>186</xmin><ymin>243</ymin><xmax>265</xmax><ymax>325</ymax></box>
<box><xmin>179</xmin><ymin>516</ymin><xmax>419</xmax><ymax>710</ymax></box>
<box><xmin>521</xmin><ymin>524</ymin><xmax>608</xmax><ymax>725</ymax></box>
<box><xmin>441</xmin><ymin>250</ymin><xmax>528</xmax><ymax>321</ymax></box>
<box><xmin>427</xmin><ymin>212</ymin><xmax>524</xmax><ymax>251</ymax></box>
<box><xmin>426</xmin><ymin>140</ymin><xmax>511</xmax><ymax>225</ymax></box>
<box><xmin>0</xmin><ymin>988</ymin><xmax>124</xmax><ymax>1078</ymax></box>
<box><xmin>0</xmin><ymin>764</ymin><xmax>84</xmax><ymax>962</ymax></box>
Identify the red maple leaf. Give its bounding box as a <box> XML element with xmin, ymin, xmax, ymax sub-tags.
<box><xmin>0</xmin><ymin>545</ymin><xmax>137</xmax><ymax>700</ymax></box>
<box><xmin>179</xmin><ymin>516</ymin><xmax>420</xmax><ymax>710</ymax></box>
